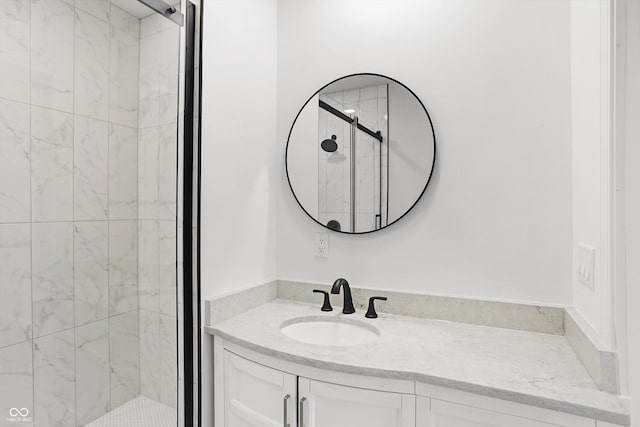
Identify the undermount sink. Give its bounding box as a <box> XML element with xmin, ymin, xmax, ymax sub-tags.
<box><xmin>280</xmin><ymin>316</ymin><xmax>380</xmax><ymax>346</ymax></box>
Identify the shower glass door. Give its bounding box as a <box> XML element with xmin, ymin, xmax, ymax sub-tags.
<box><xmin>0</xmin><ymin>0</ymin><xmax>187</xmax><ymax>425</ymax></box>
<box><xmin>318</xmin><ymin>84</ymin><xmax>389</xmax><ymax>233</ymax></box>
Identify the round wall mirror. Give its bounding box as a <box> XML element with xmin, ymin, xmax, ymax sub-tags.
<box><xmin>285</xmin><ymin>73</ymin><xmax>436</xmax><ymax>234</ymax></box>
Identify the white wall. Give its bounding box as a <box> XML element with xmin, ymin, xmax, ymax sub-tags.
<box><xmin>287</xmin><ymin>94</ymin><xmax>319</xmax><ymax>217</ymax></box>
<box><xmin>276</xmin><ymin>0</ymin><xmax>573</xmax><ymax>304</ymax></box>
<box><xmin>200</xmin><ymin>0</ymin><xmax>278</xmax><ymax>298</ymax></box>
<box><xmin>569</xmin><ymin>0</ymin><xmax>608</xmax><ymax>341</ymax></box>
<box><xmin>623</xmin><ymin>0</ymin><xmax>640</xmax><ymax>418</ymax></box>
<box><xmin>200</xmin><ymin>2</ymin><xmax>278</xmax><ymax>425</ymax></box>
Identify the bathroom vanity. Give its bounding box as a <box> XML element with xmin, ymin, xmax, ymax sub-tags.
<box><xmin>205</xmin><ymin>284</ymin><xmax>629</xmax><ymax>427</ymax></box>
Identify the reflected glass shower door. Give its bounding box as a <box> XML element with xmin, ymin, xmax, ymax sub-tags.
<box><xmin>317</xmin><ymin>85</ymin><xmax>388</xmax><ymax>233</ymax></box>
<box><xmin>0</xmin><ymin>0</ymin><xmax>186</xmax><ymax>426</ymax></box>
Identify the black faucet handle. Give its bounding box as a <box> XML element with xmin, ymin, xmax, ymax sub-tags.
<box><xmin>312</xmin><ymin>290</ymin><xmax>333</xmax><ymax>312</ymax></box>
<box><xmin>365</xmin><ymin>296</ymin><xmax>387</xmax><ymax>318</ymax></box>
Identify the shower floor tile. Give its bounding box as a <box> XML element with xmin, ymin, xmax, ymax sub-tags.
<box><xmin>84</xmin><ymin>395</ymin><xmax>177</xmax><ymax>427</ymax></box>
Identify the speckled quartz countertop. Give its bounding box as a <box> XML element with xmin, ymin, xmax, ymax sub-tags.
<box><xmin>205</xmin><ymin>299</ymin><xmax>629</xmax><ymax>425</ymax></box>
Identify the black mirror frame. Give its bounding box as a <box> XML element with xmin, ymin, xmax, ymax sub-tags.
<box><xmin>285</xmin><ymin>72</ymin><xmax>437</xmax><ymax>235</ymax></box>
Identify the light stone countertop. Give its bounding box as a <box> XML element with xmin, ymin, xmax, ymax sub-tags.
<box><xmin>205</xmin><ymin>298</ymin><xmax>630</xmax><ymax>426</ymax></box>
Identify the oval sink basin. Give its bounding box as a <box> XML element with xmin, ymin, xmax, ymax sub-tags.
<box><xmin>280</xmin><ymin>316</ymin><xmax>379</xmax><ymax>346</ymax></box>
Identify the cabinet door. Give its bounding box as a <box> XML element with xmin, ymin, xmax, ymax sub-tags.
<box><xmin>298</xmin><ymin>377</ymin><xmax>415</xmax><ymax>427</ymax></box>
<box><xmin>420</xmin><ymin>398</ymin><xmax>568</xmax><ymax>427</ymax></box>
<box><xmin>224</xmin><ymin>351</ymin><xmax>297</xmax><ymax>427</ymax></box>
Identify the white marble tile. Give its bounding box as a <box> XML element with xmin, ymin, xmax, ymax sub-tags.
<box><xmin>356</xmin><ymin>149</ymin><xmax>376</xmax><ymax>224</ymax></box>
<box><xmin>74</xmin><ymin>221</ymin><xmax>109</xmax><ymax>325</ymax></box>
<box><xmin>109</xmin><ymin>17</ymin><xmax>139</xmax><ymax>128</ymax></box>
<box><xmin>138</xmin><ymin>126</ymin><xmax>160</xmax><ymax>219</ymax></box>
<box><xmin>0</xmin><ymin>341</ymin><xmax>34</xmax><ymax>427</ymax></box>
<box><xmin>75</xmin><ymin>0</ymin><xmax>110</xmax><ymax>22</ymax></box>
<box><xmin>358</xmin><ymin>98</ymin><xmax>378</xmax><ymax>130</ymax></box>
<box><xmin>75</xmin><ymin>116</ymin><xmax>109</xmax><ymax>220</ymax></box>
<box><xmin>108</xmin><ymin>220</ymin><xmax>138</xmax><ymax>315</ymax></box>
<box><xmin>159</xmin><ymin>221</ymin><xmax>177</xmax><ymax>317</ymax></box>
<box><xmin>0</xmin><ymin>98</ymin><xmax>30</xmax><ymax>222</ymax></box>
<box><xmin>317</xmin><ymin>149</ymin><xmax>327</xmax><ymax>214</ymax></box>
<box><xmin>159</xmin><ymin>123</ymin><xmax>177</xmax><ymax>220</ymax></box>
<box><xmin>139</xmin><ymin>310</ymin><xmax>161</xmax><ymax>401</ymax></box>
<box><xmin>357</xmin><ymin>213</ymin><xmax>375</xmax><ymax>232</ymax></box>
<box><xmin>342</xmin><ymin>88</ymin><xmax>359</xmax><ymax>104</ymax></box>
<box><xmin>139</xmin><ymin>32</ymin><xmax>161</xmax><ymax>129</ymax></box>
<box><xmin>377</xmin><ymin>97</ymin><xmax>388</xmax><ymax>139</ymax></box>
<box><xmin>325</xmin><ymin>158</ymin><xmax>344</xmax><ymax>213</ymax></box>
<box><xmin>317</xmin><ymin>211</ymin><xmax>327</xmax><ymax>226</ymax></box>
<box><xmin>322</xmin><ymin>91</ymin><xmax>340</xmax><ymax>105</ymax></box>
<box><xmin>341</xmin><ymin>121</ymin><xmax>352</xmax><ymax>218</ymax></box>
<box><xmin>31</xmin><ymin>106</ymin><xmax>73</xmax><ymax>222</ymax></box>
<box><xmin>110</xmin><ymin>4</ymin><xmax>139</xmax><ymax>39</ymax></box>
<box><xmin>160</xmin><ymin>314</ymin><xmax>177</xmax><ymax>408</ymax></box>
<box><xmin>75</xmin><ymin>9</ymin><xmax>109</xmax><ymax>121</ymax></box>
<box><xmin>0</xmin><ymin>0</ymin><xmax>30</xmax><ymax>103</ymax></box>
<box><xmin>140</xmin><ymin>13</ymin><xmax>162</xmax><ymax>38</ymax></box>
<box><xmin>75</xmin><ymin>319</ymin><xmax>110</xmax><ymax>426</ymax></box>
<box><xmin>32</xmin><ymin>222</ymin><xmax>74</xmax><ymax>337</ymax></box>
<box><xmin>31</xmin><ymin>0</ymin><xmax>74</xmax><ymax>112</ymax></box>
<box><xmin>0</xmin><ymin>224</ymin><xmax>32</xmax><ymax>348</ymax></box>
<box><xmin>139</xmin><ymin>220</ymin><xmax>159</xmax><ymax>312</ymax></box>
<box><xmin>110</xmin><ymin>311</ymin><xmax>139</xmax><ymax>409</ymax></box>
<box><xmin>360</xmin><ymin>85</ymin><xmax>378</xmax><ymax>101</ymax></box>
<box><xmin>159</xmin><ymin>26</ymin><xmax>180</xmax><ymax>125</ymax></box>
<box><xmin>108</xmin><ymin>124</ymin><xmax>138</xmax><ymax>219</ymax></box>
<box><xmin>33</xmin><ymin>328</ymin><xmax>76</xmax><ymax>427</ymax></box>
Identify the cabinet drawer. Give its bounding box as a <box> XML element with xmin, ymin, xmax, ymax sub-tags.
<box><xmin>426</xmin><ymin>399</ymin><xmax>572</xmax><ymax>427</ymax></box>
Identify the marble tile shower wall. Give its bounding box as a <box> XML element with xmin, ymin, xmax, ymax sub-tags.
<box><xmin>137</xmin><ymin>12</ymin><xmax>179</xmax><ymax>411</ymax></box>
<box><xmin>0</xmin><ymin>1</ymin><xmax>141</xmax><ymax>426</ymax></box>
<box><xmin>318</xmin><ymin>85</ymin><xmax>388</xmax><ymax>232</ymax></box>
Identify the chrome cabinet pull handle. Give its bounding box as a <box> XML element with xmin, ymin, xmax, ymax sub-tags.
<box><xmin>283</xmin><ymin>394</ymin><xmax>291</xmax><ymax>427</ymax></box>
<box><xmin>299</xmin><ymin>397</ymin><xmax>307</xmax><ymax>427</ymax></box>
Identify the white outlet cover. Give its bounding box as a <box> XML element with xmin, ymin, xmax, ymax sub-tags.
<box><xmin>577</xmin><ymin>243</ymin><xmax>595</xmax><ymax>291</ymax></box>
<box><xmin>315</xmin><ymin>233</ymin><xmax>329</xmax><ymax>257</ymax></box>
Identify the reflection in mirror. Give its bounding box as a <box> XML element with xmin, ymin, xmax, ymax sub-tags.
<box><xmin>286</xmin><ymin>74</ymin><xmax>436</xmax><ymax>234</ymax></box>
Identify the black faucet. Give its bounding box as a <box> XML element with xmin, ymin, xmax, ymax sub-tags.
<box><xmin>331</xmin><ymin>278</ymin><xmax>355</xmax><ymax>314</ymax></box>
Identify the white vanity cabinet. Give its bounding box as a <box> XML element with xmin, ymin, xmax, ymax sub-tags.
<box><xmin>213</xmin><ymin>337</ymin><xmax>611</xmax><ymax>427</ymax></box>
<box><xmin>298</xmin><ymin>377</ymin><xmax>415</xmax><ymax>427</ymax></box>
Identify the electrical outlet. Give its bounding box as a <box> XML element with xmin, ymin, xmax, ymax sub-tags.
<box><xmin>315</xmin><ymin>233</ymin><xmax>329</xmax><ymax>257</ymax></box>
<box><xmin>577</xmin><ymin>243</ymin><xmax>595</xmax><ymax>291</ymax></box>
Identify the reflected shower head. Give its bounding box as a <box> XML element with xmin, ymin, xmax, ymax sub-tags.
<box><xmin>327</xmin><ymin>220</ymin><xmax>341</xmax><ymax>231</ymax></box>
<box><xmin>321</xmin><ymin>135</ymin><xmax>338</xmax><ymax>153</ymax></box>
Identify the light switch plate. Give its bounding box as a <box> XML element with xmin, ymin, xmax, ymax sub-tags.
<box><xmin>577</xmin><ymin>243</ymin><xmax>595</xmax><ymax>291</ymax></box>
<box><xmin>315</xmin><ymin>233</ymin><xmax>329</xmax><ymax>257</ymax></box>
